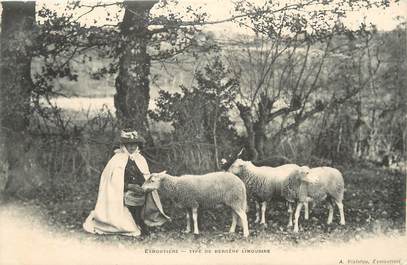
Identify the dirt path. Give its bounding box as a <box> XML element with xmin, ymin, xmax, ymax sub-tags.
<box><xmin>1</xmin><ymin>202</ymin><xmax>406</xmax><ymax>265</ymax></box>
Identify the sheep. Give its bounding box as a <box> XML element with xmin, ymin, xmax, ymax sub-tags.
<box><xmin>253</xmin><ymin>156</ymin><xmax>293</xmax><ymax>167</ymax></box>
<box><xmin>285</xmin><ymin>166</ymin><xmax>346</xmax><ymax>233</ymax></box>
<box><xmin>227</xmin><ymin>158</ymin><xmax>308</xmax><ymax>228</ymax></box>
<box><xmin>141</xmin><ymin>171</ymin><xmax>249</xmax><ymax>237</ymax></box>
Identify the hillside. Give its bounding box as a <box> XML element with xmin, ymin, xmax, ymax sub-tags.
<box><xmin>29</xmin><ymin>29</ymin><xmax>403</xmax><ymax>102</ymax></box>
<box><xmin>31</xmin><ymin>52</ymin><xmax>194</xmax><ymax>100</ymax></box>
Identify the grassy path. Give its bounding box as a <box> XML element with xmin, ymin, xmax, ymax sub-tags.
<box><xmin>0</xmin><ymin>165</ymin><xmax>405</xmax><ymax>264</ymax></box>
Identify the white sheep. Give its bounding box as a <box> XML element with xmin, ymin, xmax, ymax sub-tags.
<box><xmin>141</xmin><ymin>171</ymin><xmax>249</xmax><ymax>237</ymax></box>
<box><xmin>227</xmin><ymin>159</ymin><xmax>308</xmax><ymax>228</ymax></box>
<box><xmin>285</xmin><ymin>166</ymin><xmax>346</xmax><ymax>233</ymax></box>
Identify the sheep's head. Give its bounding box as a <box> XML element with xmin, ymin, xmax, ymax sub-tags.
<box><xmin>222</xmin><ymin>148</ymin><xmax>245</xmax><ymax>171</ymax></box>
<box><xmin>286</xmin><ymin>166</ymin><xmax>310</xmax><ymax>183</ymax></box>
<box><xmin>298</xmin><ymin>166</ymin><xmax>320</xmax><ymax>184</ymax></box>
<box><xmin>142</xmin><ymin>171</ymin><xmax>167</xmax><ymax>192</ymax></box>
<box><xmin>284</xmin><ymin>166</ymin><xmax>309</xmax><ymax>199</ymax></box>
<box><xmin>298</xmin><ymin>166</ymin><xmax>310</xmax><ymax>176</ymax></box>
<box><xmin>227</xmin><ymin>158</ymin><xmax>248</xmax><ymax>175</ymax></box>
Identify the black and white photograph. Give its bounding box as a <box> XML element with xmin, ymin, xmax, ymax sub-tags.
<box><xmin>0</xmin><ymin>0</ymin><xmax>406</xmax><ymax>264</ymax></box>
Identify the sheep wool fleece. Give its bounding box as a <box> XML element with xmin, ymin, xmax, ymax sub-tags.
<box><xmin>239</xmin><ymin>163</ymin><xmax>300</xmax><ymax>201</ymax></box>
<box><xmin>83</xmin><ymin>149</ymin><xmax>169</xmax><ymax>236</ymax></box>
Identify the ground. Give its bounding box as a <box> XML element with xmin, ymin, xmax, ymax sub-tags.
<box><xmin>0</xmin><ymin>163</ymin><xmax>406</xmax><ymax>265</ymax></box>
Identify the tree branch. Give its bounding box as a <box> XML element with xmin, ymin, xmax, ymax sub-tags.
<box><xmin>75</xmin><ymin>2</ymin><xmax>123</xmax><ymax>21</ymax></box>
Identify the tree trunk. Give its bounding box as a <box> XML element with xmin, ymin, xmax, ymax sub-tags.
<box><xmin>0</xmin><ymin>1</ymin><xmax>37</xmax><ymax>196</ymax></box>
<box><xmin>213</xmin><ymin>103</ymin><xmax>220</xmax><ymax>170</ymax></box>
<box><xmin>0</xmin><ymin>2</ymin><xmax>35</xmax><ymax>132</ymax></box>
<box><xmin>254</xmin><ymin>120</ymin><xmax>267</xmax><ymax>160</ymax></box>
<box><xmin>114</xmin><ymin>1</ymin><xmax>157</xmax><ymax>143</ymax></box>
<box><xmin>237</xmin><ymin>104</ymin><xmax>258</xmax><ymax>160</ymax></box>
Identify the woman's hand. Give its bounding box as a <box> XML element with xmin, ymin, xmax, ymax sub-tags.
<box><xmin>127</xmin><ymin>184</ymin><xmax>145</xmax><ymax>195</ymax></box>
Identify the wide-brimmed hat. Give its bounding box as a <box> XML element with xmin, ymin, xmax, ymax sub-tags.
<box><xmin>120</xmin><ymin>129</ymin><xmax>146</xmax><ymax>145</ymax></box>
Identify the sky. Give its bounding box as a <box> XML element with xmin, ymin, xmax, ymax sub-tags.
<box><xmin>172</xmin><ymin>0</ymin><xmax>407</xmax><ymax>32</ymax></box>
<box><xmin>18</xmin><ymin>0</ymin><xmax>406</xmax><ymax>35</ymax></box>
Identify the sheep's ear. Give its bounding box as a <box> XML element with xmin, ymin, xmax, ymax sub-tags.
<box><xmin>237</xmin><ymin>148</ymin><xmax>244</xmax><ymax>158</ymax></box>
<box><xmin>146</xmin><ymin>174</ymin><xmax>153</xmax><ymax>181</ymax></box>
<box><xmin>158</xmin><ymin>170</ymin><xmax>166</xmax><ymax>175</ymax></box>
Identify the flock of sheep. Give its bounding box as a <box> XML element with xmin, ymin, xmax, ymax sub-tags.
<box><xmin>141</xmin><ymin>150</ymin><xmax>346</xmax><ymax>237</ymax></box>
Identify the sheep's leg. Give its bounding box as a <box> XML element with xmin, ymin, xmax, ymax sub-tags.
<box><xmin>185</xmin><ymin>209</ymin><xmax>191</xmax><ymax>233</ymax></box>
<box><xmin>254</xmin><ymin>201</ymin><xmax>260</xmax><ymax>223</ymax></box>
<box><xmin>293</xmin><ymin>202</ymin><xmax>304</xmax><ymax>233</ymax></box>
<box><xmin>327</xmin><ymin>202</ymin><xmax>334</xmax><ymax>224</ymax></box>
<box><xmin>229</xmin><ymin>212</ymin><xmax>237</xmax><ymax>233</ymax></box>
<box><xmin>304</xmin><ymin>201</ymin><xmax>309</xmax><ymax>220</ymax></box>
<box><xmin>335</xmin><ymin>201</ymin><xmax>346</xmax><ymax>225</ymax></box>
<box><xmin>260</xmin><ymin>201</ymin><xmax>268</xmax><ymax>227</ymax></box>
<box><xmin>235</xmin><ymin>209</ymin><xmax>249</xmax><ymax>237</ymax></box>
<box><xmin>192</xmin><ymin>207</ymin><xmax>199</xmax><ymax>235</ymax></box>
<box><xmin>287</xmin><ymin>203</ymin><xmax>293</xmax><ymax>227</ymax></box>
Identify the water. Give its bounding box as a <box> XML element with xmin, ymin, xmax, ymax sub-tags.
<box><xmin>47</xmin><ymin>96</ymin><xmax>244</xmax><ymax>133</ymax></box>
<box><xmin>50</xmin><ymin>97</ymin><xmax>115</xmax><ymax>113</ymax></box>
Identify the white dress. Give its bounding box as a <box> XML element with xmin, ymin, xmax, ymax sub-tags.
<box><xmin>83</xmin><ymin>148</ymin><xmax>151</xmax><ymax>237</ymax></box>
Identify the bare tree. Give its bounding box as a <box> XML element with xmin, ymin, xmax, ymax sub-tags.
<box><xmin>226</xmin><ymin>33</ymin><xmax>331</xmax><ymax>159</ymax></box>
<box><xmin>222</xmin><ymin>0</ymin><xmax>387</xmax><ymax>160</ymax></box>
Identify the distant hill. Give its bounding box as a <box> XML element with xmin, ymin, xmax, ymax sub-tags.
<box><xmin>31</xmin><ymin>49</ymin><xmax>200</xmax><ymax>100</ymax></box>
<box><xmin>22</xmin><ymin>28</ymin><xmax>405</xmax><ymax>103</ymax></box>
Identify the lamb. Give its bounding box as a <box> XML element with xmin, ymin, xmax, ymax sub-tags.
<box><xmin>141</xmin><ymin>171</ymin><xmax>249</xmax><ymax>237</ymax></box>
<box><xmin>227</xmin><ymin>158</ymin><xmax>308</xmax><ymax>227</ymax></box>
<box><xmin>285</xmin><ymin>166</ymin><xmax>346</xmax><ymax>233</ymax></box>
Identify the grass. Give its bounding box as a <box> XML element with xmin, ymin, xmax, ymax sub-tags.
<box><xmin>1</xmin><ymin>162</ymin><xmax>404</xmax><ymax>250</ymax></box>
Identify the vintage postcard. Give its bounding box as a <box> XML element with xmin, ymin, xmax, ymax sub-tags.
<box><xmin>0</xmin><ymin>0</ymin><xmax>406</xmax><ymax>264</ymax></box>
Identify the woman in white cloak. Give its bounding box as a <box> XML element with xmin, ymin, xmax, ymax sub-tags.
<box><xmin>83</xmin><ymin>129</ymin><xmax>169</xmax><ymax>237</ymax></box>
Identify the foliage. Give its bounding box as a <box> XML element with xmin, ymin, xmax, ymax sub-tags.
<box><xmin>33</xmin><ymin>0</ymin><xmax>206</xmax><ymax>77</ymax></box>
<box><xmin>308</xmin><ymin>25</ymin><xmax>407</xmax><ymax>164</ymax></box>
<box><xmin>360</xmin><ymin>24</ymin><xmax>407</xmax><ymax>160</ymax></box>
<box><xmin>150</xmin><ymin>55</ymin><xmax>240</xmax><ymax>168</ymax></box>
<box><xmin>24</xmin><ymin>0</ymin><xmax>211</xmax><ymax>132</ymax></box>
<box><xmin>6</xmin><ymin>0</ymin><xmax>402</xmax><ymax>165</ymax></box>
<box><xmin>220</xmin><ymin>0</ymin><xmax>396</xmax><ymax>160</ymax></box>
